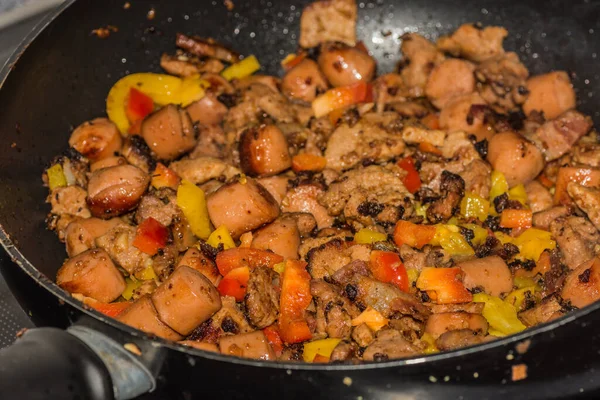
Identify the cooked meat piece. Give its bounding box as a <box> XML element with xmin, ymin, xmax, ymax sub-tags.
<box><xmin>190</xmin><ymin>296</ymin><xmax>252</xmax><ymax>343</ymax></box>
<box><xmin>49</xmin><ymin>186</ymin><xmax>91</xmax><ymax>219</ymax></box>
<box><xmin>282</xmin><ymin>183</ymin><xmax>334</xmax><ymax>230</ymax></box>
<box><xmin>252</xmin><ymin>217</ymin><xmax>301</xmax><ymax>260</ymax></box>
<box><xmin>170</xmin><ymin>157</ymin><xmax>239</xmax><ymax>185</ymax></box>
<box><xmin>64</xmin><ymin>217</ymin><xmax>125</xmax><ymax>257</ymax></box>
<box><xmin>518</xmin><ymin>294</ymin><xmax>563</xmax><ymax>327</ymax></box>
<box><xmin>330</xmin><ymin>340</ymin><xmax>358</xmax><ymax>361</ymax></box>
<box><xmin>90</xmin><ymin>156</ymin><xmax>127</xmax><ymax>172</ymax></box>
<box><xmin>550</xmin><ymin>216</ymin><xmax>599</xmax><ymax>270</ymax></box>
<box><xmin>307</xmin><ymin>239</ymin><xmax>370</xmax><ymax>279</ymax></box>
<box><xmin>141</xmin><ymin>105</ymin><xmax>196</xmax><ymax>161</ymax></box>
<box><xmin>234</xmin><ymin>75</ymin><xmax>281</xmax><ymax>93</ymax></box>
<box><xmin>171</xmin><ymin>215</ymin><xmax>196</xmax><ymax>252</ymax></box>
<box><xmin>68</xmin><ymin>118</ymin><xmax>122</xmax><ymax>161</ymax></box>
<box><xmin>424</xmin><ymin>246</ymin><xmax>454</xmax><ymax>268</ymax></box>
<box><xmin>388</xmin><ymin>316</ymin><xmax>424</xmax><ymax>342</ymax></box>
<box><xmin>362</xmin><ymin>329</ymin><xmax>419</xmax><ymax>361</ymax></box>
<box><xmin>429</xmin><ymin>302</ymin><xmax>484</xmax><ymax>314</ymax></box>
<box><xmin>160</xmin><ymin>53</ymin><xmax>224</xmax><ymax>77</ymax></box>
<box><xmin>527</xmin><ymin>110</ymin><xmax>592</xmax><ymax>162</ymax></box>
<box><xmin>282</xmin><ymin>59</ymin><xmax>328</xmax><ymax>102</ymax></box>
<box><xmin>178</xmin><ymin>247</ymin><xmax>220</xmax><ymax>285</ymax></box>
<box><xmin>425</xmin><ymin>312</ymin><xmax>489</xmax><ymax>339</ymax></box>
<box><xmin>525</xmin><ymin>180</ymin><xmax>553</xmax><ymax>213</ymax></box>
<box><xmin>435</xmin><ymin>329</ymin><xmax>488</xmax><ymax>351</ymax></box>
<box><xmin>206</xmin><ymin>178</ymin><xmax>280</xmax><ymax>238</ymax></box>
<box><xmin>325</xmin><ymin>114</ymin><xmax>406</xmax><ymax>171</ymax></box>
<box><xmin>475</xmin><ymin>52</ymin><xmax>529</xmax><ymax>113</ymax></box>
<box><xmin>245</xmin><ymin>266</ymin><xmax>280</xmax><ymax>329</ymax></box>
<box><xmin>152</xmin><ymin>266</ymin><xmax>221</xmax><ymax>335</ymax></box>
<box><xmin>425</xmin><ymin>59</ymin><xmax>476</xmax><ymax>109</ymax></box>
<box><xmin>532</xmin><ymin>206</ymin><xmax>569</xmax><ymax>230</ymax></box>
<box><xmin>239</xmin><ymin>124</ymin><xmax>292</xmax><ymax>177</ymax></box>
<box><xmin>352</xmin><ymin>323</ymin><xmax>375</xmax><ymax>347</ymax></box>
<box><xmin>437</xmin><ymin>24</ymin><xmax>508</xmax><ymax>62</ymax></box>
<box><xmin>439</xmin><ymin>93</ymin><xmax>492</xmax><ymax>141</ymax></box>
<box><xmin>460</xmin><ymin>159</ymin><xmax>492</xmax><ymax>199</ymax></box>
<box><xmin>388</xmin><ymin>100</ymin><xmax>431</xmax><ymax>118</ymax></box>
<box><xmin>219</xmin><ymin>331</ymin><xmax>276</xmax><ymax>360</ymax></box>
<box><xmin>567</xmin><ymin>183</ymin><xmax>600</xmax><ymax>230</ymax></box>
<box><xmin>86</xmin><ymin>165</ymin><xmax>149</xmax><ymax>218</ymax></box>
<box><xmin>330</xmin><ymin>258</ymin><xmax>370</xmax><ymax>285</ymax></box>
<box><xmin>135</xmin><ymin>188</ymin><xmax>178</xmax><ymax>227</ymax></box>
<box><xmin>399</xmin><ymin>33</ymin><xmax>445</xmax><ymax>97</ymax></box>
<box><xmin>256</xmin><ymin>175</ymin><xmax>289</xmax><ymax>205</ymax></box>
<box><xmin>441</xmin><ymin>130</ymin><xmax>482</xmax><ymax>162</ymax></box>
<box><xmin>401</xmin><ymin>125</ymin><xmax>445</xmax><ymax>147</ymax></box>
<box><xmin>299</xmin><ymin>0</ymin><xmax>357</xmax><ymax>48</ymax></box>
<box><xmin>186</xmin><ymin>93</ymin><xmax>228</xmax><ymax>126</ymax></box>
<box><xmin>458</xmin><ymin>256</ymin><xmax>512</xmax><ymax>297</ymax></box>
<box><xmin>121</xmin><ymin>135</ymin><xmax>155</xmax><ymax>173</ymax></box>
<box><xmin>523</xmin><ymin>71</ymin><xmax>576</xmax><ymax>120</ymax></box>
<box><xmin>318</xmin><ymin>41</ymin><xmax>376</xmax><ymax>87</ymax></box>
<box><xmin>373</xmin><ymin>74</ymin><xmax>409</xmax><ymax>110</ymax></box>
<box><xmin>285</xmin><ymin>212</ymin><xmax>317</xmax><ymax>237</ymax></box>
<box><xmin>561</xmin><ymin>257</ymin><xmax>600</xmax><ymax>308</ymax></box>
<box><xmin>178</xmin><ymin>340</ymin><xmax>220</xmax><ymax>353</ymax></box>
<box><xmin>175</xmin><ymin>33</ymin><xmax>240</xmax><ymax>63</ymax></box>
<box><xmin>399</xmin><ymin>244</ymin><xmax>427</xmax><ymax>272</ymax></box>
<box><xmin>95</xmin><ymin>224</ymin><xmax>151</xmax><ymax>275</ymax></box>
<box><xmin>56</xmin><ymin>248</ymin><xmax>126</xmax><ymax>303</ymax></box>
<box><xmin>311</xmin><ymin>279</ymin><xmax>361</xmax><ymax>338</ymax></box>
<box><xmin>426</xmin><ymin>171</ymin><xmax>465</xmax><ymax>223</ymax></box>
<box><xmin>573</xmin><ymin>142</ymin><xmax>600</xmax><ymax>167</ymax></box>
<box><xmin>487</xmin><ymin>131</ymin><xmax>545</xmax><ymax>187</ymax></box>
<box><xmin>117</xmin><ymin>295</ymin><xmax>183</xmax><ymax>341</ymax></box>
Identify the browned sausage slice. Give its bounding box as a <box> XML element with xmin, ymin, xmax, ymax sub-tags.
<box><xmin>117</xmin><ymin>295</ymin><xmax>183</xmax><ymax>341</ymax></box>
<box><xmin>177</xmin><ymin>247</ymin><xmax>221</xmax><ymax>286</ymax></box>
<box><xmin>424</xmin><ymin>312</ymin><xmax>489</xmax><ymax>339</ymax></box>
<box><xmin>69</xmin><ymin>118</ymin><xmax>122</xmax><ymax>161</ymax></box>
<box><xmin>281</xmin><ymin>59</ymin><xmax>328</xmax><ymax>102</ymax></box>
<box><xmin>239</xmin><ymin>124</ymin><xmax>292</xmax><ymax>177</ymax></box>
<box><xmin>487</xmin><ymin>131</ymin><xmax>545</xmax><ymax>187</ymax></box>
<box><xmin>141</xmin><ymin>104</ymin><xmax>197</xmax><ymax>161</ymax></box>
<box><xmin>218</xmin><ymin>331</ymin><xmax>276</xmax><ymax>360</ymax></box>
<box><xmin>57</xmin><ymin>248</ymin><xmax>126</xmax><ymax>303</ymax></box>
<box><xmin>561</xmin><ymin>257</ymin><xmax>600</xmax><ymax>308</ymax></box>
<box><xmin>251</xmin><ymin>217</ymin><xmax>301</xmax><ymax>260</ymax></box>
<box><xmin>318</xmin><ymin>42</ymin><xmax>376</xmax><ymax>87</ymax></box>
<box><xmin>178</xmin><ymin>340</ymin><xmax>219</xmax><ymax>352</ymax></box>
<box><xmin>523</xmin><ymin>71</ymin><xmax>576</xmax><ymax>120</ymax></box>
<box><xmin>458</xmin><ymin>256</ymin><xmax>512</xmax><ymax>297</ymax></box>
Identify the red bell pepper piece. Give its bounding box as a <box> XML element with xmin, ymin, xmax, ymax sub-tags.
<box><xmin>262</xmin><ymin>325</ymin><xmax>284</xmax><ymax>356</ymax></box>
<box><xmin>279</xmin><ymin>259</ymin><xmax>312</xmax><ymax>344</ymax></box>
<box><xmin>369</xmin><ymin>251</ymin><xmax>410</xmax><ymax>292</ymax></box>
<box><xmin>151</xmin><ymin>162</ymin><xmax>181</xmax><ymax>190</ymax></box>
<box><xmin>215</xmin><ymin>248</ymin><xmax>284</xmax><ymax>277</ymax></box>
<box><xmin>397</xmin><ymin>156</ymin><xmax>421</xmax><ymax>194</ymax></box>
<box><xmin>132</xmin><ymin>217</ymin><xmax>168</xmax><ymax>256</ymax></box>
<box><xmin>217</xmin><ymin>266</ymin><xmax>250</xmax><ymax>301</ymax></box>
<box><xmin>89</xmin><ymin>301</ymin><xmax>131</xmax><ymax>318</ymax></box>
<box><xmin>125</xmin><ymin>87</ymin><xmax>154</xmax><ymax>126</ymax></box>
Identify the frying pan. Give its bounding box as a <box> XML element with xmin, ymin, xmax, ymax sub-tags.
<box><xmin>1</xmin><ymin>0</ymin><xmax>600</xmax><ymax>399</ymax></box>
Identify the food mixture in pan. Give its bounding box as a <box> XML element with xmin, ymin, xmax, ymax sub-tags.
<box><xmin>43</xmin><ymin>0</ymin><xmax>600</xmax><ymax>363</ymax></box>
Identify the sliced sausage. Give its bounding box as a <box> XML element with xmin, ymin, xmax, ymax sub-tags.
<box><xmin>318</xmin><ymin>42</ymin><xmax>376</xmax><ymax>87</ymax></box>
<box><xmin>56</xmin><ymin>248</ymin><xmax>125</xmax><ymax>303</ymax></box>
<box><xmin>425</xmin><ymin>59</ymin><xmax>475</xmax><ymax>109</ymax></box>
<box><xmin>64</xmin><ymin>217</ymin><xmax>124</xmax><ymax>257</ymax></box>
<box><xmin>239</xmin><ymin>124</ymin><xmax>292</xmax><ymax>177</ymax></box>
<box><xmin>256</xmin><ymin>175</ymin><xmax>289</xmax><ymax>205</ymax></box>
<box><xmin>218</xmin><ymin>331</ymin><xmax>276</xmax><ymax>360</ymax></box>
<box><xmin>117</xmin><ymin>295</ymin><xmax>183</xmax><ymax>341</ymax></box>
<box><xmin>439</xmin><ymin>93</ymin><xmax>493</xmax><ymax>141</ymax></box>
<box><xmin>89</xmin><ymin>156</ymin><xmax>127</xmax><ymax>172</ymax></box>
<box><xmin>424</xmin><ymin>312</ymin><xmax>489</xmax><ymax>339</ymax></box>
<box><xmin>121</xmin><ymin>134</ymin><xmax>156</xmax><ymax>173</ymax></box>
<box><xmin>282</xmin><ymin>58</ymin><xmax>328</xmax><ymax>102</ymax></box>
<box><xmin>86</xmin><ymin>164</ymin><xmax>149</xmax><ymax>218</ymax></box>
<box><xmin>68</xmin><ymin>118</ymin><xmax>122</xmax><ymax>161</ymax></box>
<box><xmin>561</xmin><ymin>257</ymin><xmax>600</xmax><ymax>308</ymax></box>
<box><xmin>178</xmin><ymin>340</ymin><xmax>219</xmax><ymax>353</ymax></box>
<box><xmin>523</xmin><ymin>71</ymin><xmax>576</xmax><ymax>120</ymax></box>
<box><xmin>487</xmin><ymin>131</ymin><xmax>545</xmax><ymax>187</ymax></box>
<box><xmin>151</xmin><ymin>266</ymin><xmax>222</xmax><ymax>335</ymax></box>
<box><xmin>186</xmin><ymin>93</ymin><xmax>228</xmax><ymax>126</ymax></box>
<box><xmin>177</xmin><ymin>247</ymin><xmax>221</xmax><ymax>286</ymax></box>
<box><xmin>435</xmin><ymin>329</ymin><xmax>488</xmax><ymax>351</ymax></box>
<box><xmin>251</xmin><ymin>217</ymin><xmax>301</xmax><ymax>260</ymax></box>
<box><xmin>206</xmin><ymin>178</ymin><xmax>280</xmax><ymax>238</ymax></box>
<box><xmin>141</xmin><ymin>104</ymin><xmax>197</xmax><ymax>161</ymax></box>
<box><xmin>458</xmin><ymin>256</ymin><xmax>512</xmax><ymax>297</ymax></box>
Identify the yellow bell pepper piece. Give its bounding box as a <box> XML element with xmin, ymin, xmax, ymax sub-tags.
<box><xmin>431</xmin><ymin>225</ymin><xmax>475</xmax><ymax>256</ymax></box>
<box><xmin>413</xmin><ymin>202</ymin><xmax>428</xmax><ymax>218</ymax></box>
<box><xmin>461</xmin><ymin>223</ymin><xmax>488</xmax><ymax>246</ymax></box>
<box><xmin>420</xmin><ymin>333</ymin><xmax>439</xmax><ymax>354</ymax></box>
<box><xmin>406</xmin><ymin>269</ymin><xmax>419</xmax><ymax>288</ymax></box>
<box><xmin>354</xmin><ymin>228</ymin><xmax>387</xmax><ymax>244</ymax></box>
<box><xmin>122</xmin><ymin>278</ymin><xmax>144</xmax><ymax>300</ymax></box>
<box><xmin>106</xmin><ymin>72</ymin><xmax>207</xmax><ymax>133</ymax></box>
<box><xmin>489</xmin><ymin>170</ymin><xmax>509</xmax><ymax>202</ymax></box>
<box><xmin>473</xmin><ymin>293</ymin><xmax>526</xmax><ymax>336</ymax></box>
<box><xmin>508</xmin><ymin>184</ymin><xmax>528</xmax><ymax>206</ymax></box>
<box><xmin>47</xmin><ymin>164</ymin><xmax>67</xmax><ymax>191</ymax></box>
<box><xmin>351</xmin><ymin>306</ymin><xmax>389</xmax><ymax>331</ymax></box>
<box><xmin>273</xmin><ymin>262</ymin><xmax>286</xmax><ymax>275</ymax></box>
<box><xmin>504</xmin><ymin>287</ymin><xmax>537</xmax><ymax>312</ymax></box>
<box><xmin>137</xmin><ymin>264</ymin><xmax>157</xmax><ymax>281</ymax></box>
<box><xmin>494</xmin><ymin>231</ymin><xmax>513</xmax><ymax>245</ymax></box>
<box><xmin>206</xmin><ymin>225</ymin><xmax>236</xmax><ymax>250</ymax></box>
<box><xmin>513</xmin><ymin>276</ymin><xmax>538</xmax><ymax>289</ymax></box>
<box><xmin>177</xmin><ymin>179</ymin><xmax>212</xmax><ymax>240</ymax></box>
<box><xmin>221</xmin><ymin>55</ymin><xmax>261</xmax><ymax>81</ymax></box>
<box><xmin>512</xmin><ymin>228</ymin><xmax>556</xmax><ymax>262</ymax></box>
<box><xmin>460</xmin><ymin>192</ymin><xmax>490</xmax><ymax>222</ymax></box>
<box><xmin>302</xmin><ymin>338</ymin><xmax>342</xmax><ymax>362</ymax></box>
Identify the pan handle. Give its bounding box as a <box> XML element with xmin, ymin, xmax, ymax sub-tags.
<box><xmin>0</xmin><ymin>327</ymin><xmax>155</xmax><ymax>400</ymax></box>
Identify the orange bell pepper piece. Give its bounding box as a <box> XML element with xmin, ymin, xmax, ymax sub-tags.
<box><xmin>292</xmin><ymin>153</ymin><xmax>327</xmax><ymax>173</ymax></box>
<box><xmin>418</xmin><ymin>141</ymin><xmax>443</xmax><ymax>156</ymax></box>
<box><xmin>89</xmin><ymin>301</ymin><xmax>132</xmax><ymax>318</ymax></box>
<box><xmin>393</xmin><ymin>220</ymin><xmax>436</xmax><ymax>249</ymax></box>
<box><xmin>312</xmin><ymin>82</ymin><xmax>373</xmax><ymax>118</ymax></box>
<box><xmin>215</xmin><ymin>248</ymin><xmax>284</xmax><ymax>277</ymax></box>
<box><xmin>416</xmin><ymin>267</ymin><xmax>473</xmax><ymax>304</ymax></box>
<box><xmin>279</xmin><ymin>259</ymin><xmax>312</xmax><ymax>344</ymax></box>
<box><xmin>499</xmin><ymin>209</ymin><xmax>533</xmax><ymax>230</ymax></box>
<box><xmin>151</xmin><ymin>163</ymin><xmax>181</xmax><ymax>190</ymax></box>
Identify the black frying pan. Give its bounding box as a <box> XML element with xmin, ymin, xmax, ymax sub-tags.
<box><xmin>1</xmin><ymin>0</ymin><xmax>600</xmax><ymax>399</ymax></box>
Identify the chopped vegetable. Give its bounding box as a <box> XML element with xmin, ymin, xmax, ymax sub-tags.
<box><xmin>505</xmin><ymin>287</ymin><xmax>538</xmax><ymax>312</ymax></box>
<box><xmin>369</xmin><ymin>251</ymin><xmax>409</xmax><ymax>292</ymax></box>
<box><xmin>132</xmin><ymin>217</ymin><xmax>169</xmax><ymax>256</ymax></box>
<box><xmin>106</xmin><ymin>72</ymin><xmax>207</xmax><ymax>133</ymax></box>
<box><xmin>137</xmin><ymin>264</ymin><xmax>157</xmax><ymax>281</ymax></box>
<box><xmin>279</xmin><ymin>259</ymin><xmax>312</xmax><ymax>344</ymax></box>
<box><xmin>513</xmin><ymin>276</ymin><xmax>538</xmax><ymax>289</ymax></box>
<box><xmin>420</xmin><ymin>333</ymin><xmax>439</xmax><ymax>354</ymax></box>
<box><xmin>217</xmin><ymin>266</ymin><xmax>250</xmax><ymax>301</ymax></box>
<box><xmin>473</xmin><ymin>293</ymin><xmax>526</xmax><ymax>336</ymax></box>
<box><xmin>397</xmin><ymin>156</ymin><xmax>422</xmax><ymax>194</ymax></box>
<box><xmin>89</xmin><ymin>301</ymin><xmax>131</xmax><ymax>318</ymax></box>
<box><xmin>273</xmin><ymin>262</ymin><xmax>286</xmax><ymax>275</ymax></box>
<box><xmin>418</xmin><ymin>141</ymin><xmax>443</xmax><ymax>156</ymax></box>
<box><xmin>515</xmin><ymin>250</ymin><xmax>552</xmax><ymax>278</ymax></box>
<box><xmin>177</xmin><ymin>179</ymin><xmax>212</xmax><ymax>240</ymax></box>
<box><xmin>221</xmin><ymin>55</ymin><xmax>261</xmax><ymax>81</ymax></box>
<box><xmin>554</xmin><ymin>166</ymin><xmax>600</xmax><ymax>205</ymax></box>
<box><xmin>499</xmin><ymin>209</ymin><xmax>533</xmax><ymax>230</ymax></box>
<box><xmin>393</xmin><ymin>220</ymin><xmax>436</xmax><ymax>249</ymax></box>
<box><xmin>46</xmin><ymin>164</ymin><xmax>67</xmax><ymax>190</ymax></box>
<box><xmin>291</xmin><ymin>153</ymin><xmax>327</xmax><ymax>172</ymax></box>
<box><xmin>281</xmin><ymin>52</ymin><xmax>307</xmax><ymax>70</ymax></box>
<box><xmin>151</xmin><ymin>163</ymin><xmax>181</xmax><ymax>190</ymax></box>
<box><xmin>421</xmin><ymin>114</ymin><xmax>440</xmax><ymax>130</ymax></box>
<box><xmin>354</xmin><ymin>228</ymin><xmax>387</xmax><ymax>245</ymax></box>
<box><xmin>215</xmin><ymin>248</ymin><xmax>284</xmax><ymax>276</ymax></box>
<box><xmin>460</xmin><ymin>192</ymin><xmax>490</xmax><ymax>222</ymax></box>
<box><xmin>351</xmin><ymin>306</ymin><xmax>389</xmax><ymax>331</ymax></box>
<box><xmin>461</xmin><ymin>223</ymin><xmax>488</xmax><ymax>246</ymax></box>
<box><xmin>263</xmin><ymin>325</ymin><xmax>284</xmax><ymax>356</ymax></box>
<box><xmin>121</xmin><ymin>278</ymin><xmax>144</xmax><ymax>301</ymax></box>
<box><xmin>416</xmin><ymin>267</ymin><xmax>473</xmax><ymax>304</ymax></box>
<box><xmin>431</xmin><ymin>225</ymin><xmax>475</xmax><ymax>256</ymax></box>
<box><xmin>507</xmin><ymin>184</ymin><xmax>528</xmax><ymax>206</ymax></box>
<box><xmin>489</xmin><ymin>170</ymin><xmax>509</xmax><ymax>202</ymax></box>
<box><xmin>512</xmin><ymin>228</ymin><xmax>556</xmax><ymax>261</ymax></box>
<box><xmin>312</xmin><ymin>82</ymin><xmax>373</xmax><ymax>118</ymax></box>
<box><xmin>407</xmin><ymin>269</ymin><xmax>420</xmax><ymax>287</ymax></box>
<box><xmin>125</xmin><ymin>87</ymin><xmax>154</xmax><ymax>133</ymax></box>
<box><xmin>302</xmin><ymin>338</ymin><xmax>342</xmax><ymax>362</ymax></box>
<box><xmin>206</xmin><ymin>225</ymin><xmax>236</xmax><ymax>250</ymax></box>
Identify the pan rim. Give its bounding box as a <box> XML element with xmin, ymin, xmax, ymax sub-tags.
<box><xmin>0</xmin><ymin>0</ymin><xmax>598</xmax><ymax>371</ymax></box>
